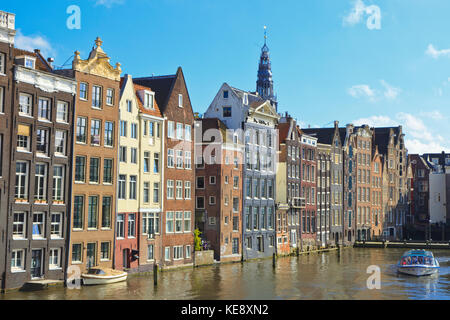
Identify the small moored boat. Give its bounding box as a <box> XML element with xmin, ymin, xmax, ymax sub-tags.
<box><xmin>397</xmin><ymin>250</ymin><xmax>440</xmax><ymax>277</ymax></box>
<box><xmin>81</xmin><ymin>268</ymin><xmax>128</xmax><ymax>286</ymax></box>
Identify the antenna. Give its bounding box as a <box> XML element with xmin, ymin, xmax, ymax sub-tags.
<box><xmin>54</xmin><ymin>54</ymin><xmax>74</xmax><ymax>70</ymax></box>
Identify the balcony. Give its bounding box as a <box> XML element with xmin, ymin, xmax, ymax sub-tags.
<box><xmin>291</xmin><ymin>197</ymin><xmax>306</xmax><ymax>209</ymax></box>
<box><xmin>0</xmin><ymin>11</ymin><xmax>15</xmax><ymax>30</ymax></box>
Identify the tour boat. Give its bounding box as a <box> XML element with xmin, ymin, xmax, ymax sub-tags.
<box><xmin>81</xmin><ymin>268</ymin><xmax>128</xmax><ymax>286</ymax></box>
<box><xmin>397</xmin><ymin>250</ymin><xmax>440</xmax><ymax>277</ymax></box>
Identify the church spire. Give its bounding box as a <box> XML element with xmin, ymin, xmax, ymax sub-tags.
<box><xmin>257</xmin><ymin>26</ymin><xmax>277</xmax><ymax>110</ymax></box>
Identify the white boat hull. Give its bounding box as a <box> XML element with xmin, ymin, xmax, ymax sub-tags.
<box><xmin>397</xmin><ymin>266</ymin><xmax>439</xmax><ymax>277</ymax></box>
<box><xmin>82</xmin><ymin>273</ymin><xmax>128</xmax><ymax>286</ymax></box>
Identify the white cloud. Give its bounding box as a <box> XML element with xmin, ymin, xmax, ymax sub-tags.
<box><xmin>343</xmin><ymin>0</ymin><xmax>381</xmax><ymax>30</ymax></box>
<box><xmin>348</xmin><ymin>84</ymin><xmax>376</xmax><ymax>101</ymax></box>
<box><xmin>15</xmin><ymin>30</ymin><xmax>56</xmax><ymax>58</ymax></box>
<box><xmin>380</xmin><ymin>80</ymin><xmax>401</xmax><ymax>100</ymax></box>
<box><xmin>419</xmin><ymin>110</ymin><xmax>446</xmax><ymax>121</ymax></box>
<box><xmin>426</xmin><ymin>44</ymin><xmax>450</xmax><ymax>59</ymax></box>
<box><xmin>94</xmin><ymin>0</ymin><xmax>125</xmax><ymax>8</ymax></box>
<box><xmin>353</xmin><ymin>112</ymin><xmax>450</xmax><ymax>154</ymax></box>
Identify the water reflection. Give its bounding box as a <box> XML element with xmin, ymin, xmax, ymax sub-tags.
<box><xmin>2</xmin><ymin>248</ymin><xmax>450</xmax><ymax>300</ymax></box>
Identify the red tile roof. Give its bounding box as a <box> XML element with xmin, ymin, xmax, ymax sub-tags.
<box><xmin>133</xmin><ymin>83</ymin><xmax>162</xmax><ymax>118</ymax></box>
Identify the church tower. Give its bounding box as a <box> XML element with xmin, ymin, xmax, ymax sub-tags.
<box><xmin>256</xmin><ymin>26</ymin><xmax>277</xmax><ymax>110</ymax></box>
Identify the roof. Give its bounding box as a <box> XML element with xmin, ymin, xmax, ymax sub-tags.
<box><xmin>133</xmin><ymin>74</ymin><xmax>177</xmax><ymax>114</ymax></box>
<box><xmin>277</xmin><ymin>122</ymin><xmax>291</xmax><ymax>144</ymax></box>
<box><xmin>302</xmin><ymin>127</ymin><xmax>337</xmax><ymax>145</ymax></box>
<box><xmin>373</xmin><ymin>127</ymin><xmax>401</xmax><ymax>156</ymax></box>
<box><xmin>13</xmin><ymin>48</ymin><xmax>51</xmax><ymax>72</ymax></box>
<box><xmin>133</xmin><ymin>83</ymin><xmax>163</xmax><ymax>118</ymax></box>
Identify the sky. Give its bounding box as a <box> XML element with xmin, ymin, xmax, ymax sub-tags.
<box><xmin>4</xmin><ymin>0</ymin><xmax>450</xmax><ymax>154</ymax></box>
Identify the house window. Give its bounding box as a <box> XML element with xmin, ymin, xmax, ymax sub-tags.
<box><xmin>76</xmin><ymin>117</ymin><xmax>87</xmax><ymax>143</ymax></box>
<box><xmin>49</xmin><ymin>249</ymin><xmax>61</xmax><ymax>270</ymax></box>
<box><xmin>129</xmin><ymin>176</ymin><xmax>137</xmax><ymax>200</ymax></box>
<box><xmin>185</xmin><ymin>246</ymin><xmax>191</xmax><ymax>259</ymax></box>
<box><xmin>17</xmin><ymin>125</ymin><xmax>31</xmax><ymax>152</ymax></box>
<box><xmin>119</xmin><ymin>146</ymin><xmax>127</xmax><ymax>163</ymax></box>
<box><xmin>88</xmin><ymin>196</ymin><xmax>98</xmax><ymax>229</ymax></box>
<box><xmin>102</xmin><ymin>197</ymin><xmax>112</xmax><ymax>228</ymax></box>
<box><xmin>131</xmin><ymin>148</ymin><xmax>137</xmax><ymax>164</ymax></box>
<box><xmin>34</xmin><ymin>163</ymin><xmax>48</xmax><ymax>202</ymax></box>
<box><xmin>167</xmin><ymin>180</ymin><xmax>174</xmax><ymax>199</ymax></box>
<box><xmin>184</xmin><ymin>181</ymin><xmax>191</xmax><ymax>199</ymax></box>
<box><xmin>153</xmin><ymin>183</ymin><xmax>160</xmax><ymax>203</ymax></box>
<box><xmin>56</xmin><ymin>101</ymin><xmax>68</xmax><ymax>123</ymax></box>
<box><xmin>51</xmin><ymin>213</ymin><xmax>63</xmax><ymax>239</ymax></box>
<box><xmin>32</xmin><ymin>212</ymin><xmax>45</xmax><ymax>239</ymax></box>
<box><xmin>0</xmin><ymin>53</ymin><xmax>5</xmax><ymax>74</ymax></box>
<box><xmin>154</xmin><ymin>153</ymin><xmax>160</xmax><ymax>173</ymax></box>
<box><xmin>175</xmin><ymin>212</ymin><xmax>183</xmax><ymax>232</ymax></box>
<box><xmin>143</xmin><ymin>182</ymin><xmax>150</xmax><ymax>203</ymax></box>
<box><xmin>144</xmin><ymin>92</ymin><xmax>154</xmax><ymax>109</ymax></box>
<box><xmin>143</xmin><ymin>152</ymin><xmax>150</xmax><ymax>173</ymax></box>
<box><xmin>101</xmin><ymin>242</ymin><xmax>110</xmax><ymax>261</ymax></box>
<box><xmin>168</xmin><ymin>121</ymin><xmax>175</xmax><ymax>138</ymax></box>
<box><xmin>117</xmin><ymin>214</ymin><xmax>125</xmax><ymax>238</ymax></box>
<box><xmin>184</xmin><ymin>151</ymin><xmax>192</xmax><ymax>170</ymax></box>
<box><xmin>168</xmin><ymin>149</ymin><xmax>174</xmax><ymax>168</ymax></box>
<box><xmin>72</xmin><ymin>244</ymin><xmax>82</xmax><ymax>263</ymax></box>
<box><xmin>13</xmin><ymin>213</ymin><xmax>26</xmax><ymax>239</ymax></box>
<box><xmin>223</xmin><ymin>107</ymin><xmax>232</xmax><ymax>118</ymax></box>
<box><xmin>80</xmin><ymin>83</ymin><xmax>88</xmax><ymax>100</ymax></box>
<box><xmin>197</xmin><ymin>177</ymin><xmax>205</xmax><ymax>189</ymax></box>
<box><xmin>173</xmin><ymin>246</ymin><xmax>183</xmax><ymax>260</ymax></box>
<box><xmin>91</xmin><ymin>119</ymin><xmax>101</xmax><ymax>145</ymax></box>
<box><xmin>184</xmin><ymin>212</ymin><xmax>191</xmax><ymax>232</ymax></box>
<box><xmin>128</xmin><ymin>214</ymin><xmax>136</xmax><ymax>238</ymax></box>
<box><xmin>127</xmin><ymin>100</ymin><xmax>132</xmax><ymax>112</ymax></box>
<box><xmin>104</xmin><ymin>121</ymin><xmax>114</xmax><ymax>147</ymax></box>
<box><xmin>166</xmin><ymin>212</ymin><xmax>174</xmax><ymax>233</ymax></box>
<box><xmin>92</xmin><ymin>85</ymin><xmax>102</xmax><ymax>108</ymax></box>
<box><xmin>73</xmin><ymin>196</ymin><xmax>84</xmax><ymax>229</ymax></box>
<box><xmin>89</xmin><ymin>158</ymin><xmax>99</xmax><ymax>183</ymax></box>
<box><xmin>143</xmin><ymin>213</ymin><xmax>160</xmax><ymax>236</ymax></box>
<box><xmin>234</xmin><ymin>176</ymin><xmax>239</xmax><ymax>189</ymax></box>
<box><xmin>178</xmin><ymin>94</ymin><xmax>183</xmax><ymax>108</ymax></box>
<box><xmin>106</xmin><ymin>88</ymin><xmax>114</xmax><ymax>106</ymax></box>
<box><xmin>15</xmin><ymin>161</ymin><xmax>29</xmax><ymax>200</ymax></box>
<box><xmin>223</xmin><ymin>90</ymin><xmax>229</xmax><ymax>99</ymax></box>
<box><xmin>103</xmin><ymin>159</ymin><xmax>113</xmax><ymax>184</ymax></box>
<box><xmin>176</xmin><ymin>123</ymin><xmax>184</xmax><ymax>140</ymax></box>
<box><xmin>176</xmin><ymin>180</ymin><xmax>183</xmax><ymax>199</ymax></box>
<box><xmin>55</xmin><ymin>130</ymin><xmax>67</xmax><ymax>156</ymax></box>
<box><xmin>149</xmin><ymin>122</ymin><xmax>155</xmax><ymax>137</ymax></box>
<box><xmin>36</xmin><ymin>129</ymin><xmax>49</xmax><ymax>155</ymax></box>
<box><xmin>120</xmin><ymin>121</ymin><xmax>127</xmax><ymax>137</ymax></box>
<box><xmin>209</xmin><ymin>196</ymin><xmax>216</xmax><ymax>205</ymax></box>
<box><xmin>19</xmin><ymin>93</ymin><xmax>32</xmax><ymax>116</ymax></box>
<box><xmin>75</xmin><ymin>156</ymin><xmax>86</xmax><ymax>183</ymax></box>
<box><xmin>176</xmin><ymin>150</ymin><xmax>183</xmax><ymax>169</ymax></box>
<box><xmin>233</xmin><ymin>198</ymin><xmax>239</xmax><ymax>213</ymax></box>
<box><xmin>147</xmin><ymin>245</ymin><xmax>154</xmax><ymax>261</ymax></box>
<box><xmin>185</xmin><ymin>125</ymin><xmax>192</xmax><ymax>141</ymax></box>
<box><xmin>11</xmin><ymin>250</ymin><xmax>25</xmax><ymax>272</ymax></box>
<box><xmin>196</xmin><ymin>197</ymin><xmax>205</xmax><ymax>209</ymax></box>
<box><xmin>131</xmin><ymin>123</ymin><xmax>137</xmax><ymax>139</ymax></box>
<box><xmin>210</xmin><ymin>176</ymin><xmax>216</xmax><ymax>185</ymax></box>
<box><xmin>38</xmin><ymin>98</ymin><xmax>51</xmax><ymax>120</ymax></box>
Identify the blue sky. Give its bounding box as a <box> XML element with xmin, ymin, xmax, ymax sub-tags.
<box><xmin>4</xmin><ymin>0</ymin><xmax>449</xmax><ymax>154</ymax></box>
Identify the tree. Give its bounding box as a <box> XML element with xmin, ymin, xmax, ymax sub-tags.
<box><xmin>194</xmin><ymin>229</ymin><xmax>202</xmax><ymax>252</ymax></box>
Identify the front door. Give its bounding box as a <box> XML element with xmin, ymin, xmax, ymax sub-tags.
<box><xmin>86</xmin><ymin>243</ymin><xmax>96</xmax><ymax>269</ymax></box>
<box><xmin>123</xmin><ymin>249</ymin><xmax>129</xmax><ymax>269</ymax></box>
<box><xmin>31</xmin><ymin>249</ymin><xmax>43</xmax><ymax>279</ymax></box>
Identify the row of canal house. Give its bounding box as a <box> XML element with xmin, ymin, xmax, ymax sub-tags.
<box><xmin>0</xmin><ymin>9</ymin><xmax>413</xmax><ymax>291</ymax></box>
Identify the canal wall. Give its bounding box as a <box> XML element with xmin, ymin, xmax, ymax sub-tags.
<box><xmin>354</xmin><ymin>240</ymin><xmax>450</xmax><ymax>250</ymax></box>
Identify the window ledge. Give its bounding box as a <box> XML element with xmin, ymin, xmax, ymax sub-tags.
<box><xmin>11</xmin><ymin>269</ymin><xmax>26</xmax><ymax>273</ymax></box>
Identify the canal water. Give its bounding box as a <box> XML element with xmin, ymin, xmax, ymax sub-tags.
<box><xmin>2</xmin><ymin>248</ymin><xmax>450</xmax><ymax>300</ymax></box>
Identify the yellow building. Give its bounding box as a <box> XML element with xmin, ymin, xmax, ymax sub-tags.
<box><xmin>116</xmin><ymin>75</ymin><xmax>164</xmax><ymax>271</ymax></box>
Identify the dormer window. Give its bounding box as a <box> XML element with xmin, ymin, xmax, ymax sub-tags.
<box><xmin>24</xmin><ymin>57</ymin><xmax>35</xmax><ymax>69</ymax></box>
<box><xmin>243</xmin><ymin>93</ymin><xmax>248</xmax><ymax>105</ymax></box>
<box><xmin>144</xmin><ymin>92</ymin><xmax>154</xmax><ymax>109</ymax></box>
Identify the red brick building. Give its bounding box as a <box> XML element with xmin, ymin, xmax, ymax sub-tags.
<box><xmin>134</xmin><ymin>68</ymin><xmax>195</xmax><ymax>269</ymax></box>
<box><xmin>195</xmin><ymin>118</ymin><xmax>243</xmax><ymax>262</ymax></box>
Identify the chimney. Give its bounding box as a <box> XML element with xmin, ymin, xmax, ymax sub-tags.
<box><xmin>47</xmin><ymin>57</ymin><xmax>54</xmax><ymax>68</ymax></box>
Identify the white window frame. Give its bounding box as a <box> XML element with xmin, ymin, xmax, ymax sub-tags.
<box><xmin>49</xmin><ymin>248</ymin><xmax>61</xmax><ymax>270</ymax></box>
<box><xmin>15</xmin><ymin>161</ymin><xmax>29</xmax><ymax>200</ymax></box>
<box><xmin>11</xmin><ymin>249</ymin><xmax>25</xmax><ymax>272</ymax></box>
<box><xmin>32</xmin><ymin>212</ymin><xmax>45</xmax><ymax>239</ymax></box>
<box><xmin>176</xmin><ymin>123</ymin><xmax>184</xmax><ymax>140</ymax></box>
<box><xmin>53</xmin><ymin>165</ymin><xmax>65</xmax><ymax>202</ymax></box>
<box><xmin>19</xmin><ymin>93</ymin><xmax>32</xmax><ymax>116</ymax></box>
<box><xmin>51</xmin><ymin>212</ymin><xmax>63</xmax><ymax>239</ymax></box>
<box><xmin>178</xmin><ymin>94</ymin><xmax>183</xmax><ymax>108</ymax></box>
<box><xmin>13</xmin><ymin>212</ymin><xmax>26</xmax><ymax>239</ymax></box>
<box><xmin>173</xmin><ymin>246</ymin><xmax>183</xmax><ymax>260</ymax></box>
<box><xmin>184</xmin><ymin>181</ymin><xmax>191</xmax><ymax>200</ymax></box>
<box><xmin>167</xmin><ymin>180</ymin><xmax>174</xmax><ymax>199</ymax></box>
<box><xmin>168</xmin><ymin>121</ymin><xmax>175</xmax><ymax>139</ymax></box>
<box><xmin>56</xmin><ymin>101</ymin><xmax>68</xmax><ymax>123</ymax></box>
<box><xmin>55</xmin><ymin>130</ymin><xmax>67</xmax><ymax>156</ymax></box>
<box><xmin>106</xmin><ymin>88</ymin><xmax>114</xmax><ymax>106</ymax></box>
<box><xmin>176</xmin><ymin>180</ymin><xmax>183</xmax><ymax>200</ymax></box>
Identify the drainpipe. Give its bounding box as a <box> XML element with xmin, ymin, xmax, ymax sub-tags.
<box><xmin>160</xmin><ymin>117</ymin><xmax>166</xmax><ymax>270</ymax></box>
<box><xmin>112</xmin><ymin>107</ymin><xmax>121</xmax><ymax>270</ymax></box>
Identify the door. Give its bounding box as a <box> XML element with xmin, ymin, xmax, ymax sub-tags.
<box><xmin>123</xmin><ymin>249</ymin><xmax>129</xmax><ymax>269</ymax></box>
<box><xmin>86</xmin><ymin>243</ymin><xmax>96</xmax><ymax>269</ymax></box>
<box><xmin>31</xmin><ymin>249</ymin><xmax>43</xmax><ymax>279</ymax></box>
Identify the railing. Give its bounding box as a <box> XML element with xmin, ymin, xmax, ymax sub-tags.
<box><xmin>0</xmin><ymin>11</ymin><xmax>15</xmax><ymax>30</ymax></box>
